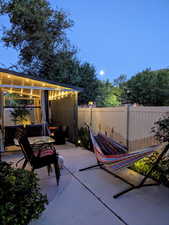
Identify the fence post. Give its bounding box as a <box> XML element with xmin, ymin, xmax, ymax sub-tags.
<box><xmin>126</xmin><ymin>105</ymin><xmax>130</xmax><ymax>150</ymax></box>
<box><xmin>90</xmin><ymin>107</ymin><xmax>93</xmax><ymax>127</ymax></box>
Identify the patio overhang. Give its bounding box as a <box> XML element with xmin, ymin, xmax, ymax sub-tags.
<box><xmin>0</xmin><ymin>68</ymin><xmax>80</xmax><ymax>100</ymax></box>
<box><xmin>0</xmin><ymin>69</ymin><xmax>80</xmax><ymax>155</ymax></box>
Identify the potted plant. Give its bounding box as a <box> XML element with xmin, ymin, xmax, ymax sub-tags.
<box><xmin>10</xmin><ymin>107</ymin><xmax>31</xmax><ymax>125</ymax></box>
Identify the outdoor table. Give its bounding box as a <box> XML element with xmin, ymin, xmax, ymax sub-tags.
<box><xmin>28</xmin><ymin>136</ymin><xmax>55</xmax><ymax>145</ymax></box>
<box><xmin>14</xmin><ymin>136</ymin><xmax>55</xmax><ymax>146</ymax></box>
<box><xmin>14</xmin><ymin>136</ymin><xmax>56</xmax><ymax>168</ymax></box>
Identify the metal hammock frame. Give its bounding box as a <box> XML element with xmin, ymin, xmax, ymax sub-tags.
<box><xmin>79</xmin><ymin>125</ymin><xmax>169</xmax><ymax>198</ymax></box>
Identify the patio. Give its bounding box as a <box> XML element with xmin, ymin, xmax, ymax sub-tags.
<box><xmin>2</xmin><ymin>143</ymin><xmax>169</xmax><ymax>225</ymax></box>
<box><xmin>0</xmin><ymin>68</ymin><xmax>81</xmax><ymax>156</ymax></box>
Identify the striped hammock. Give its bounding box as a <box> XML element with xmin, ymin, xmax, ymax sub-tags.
<box><xmin>89</xmin><ymin>129</ymin><xmax>158</xmax><ymax>170</ymax></box>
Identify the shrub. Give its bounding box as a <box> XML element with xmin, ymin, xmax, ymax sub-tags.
<box><xmin>131</xmin><ymin>152</ymin><xmax>169</xmax><ymax>187</ymax></box>
<box><xmin>152</xmin><ymin>114</ymin><xmax>169</xmax><ymax>142</ymax></box>
<box><xmin>131</xmin><ymin>114</ymin><xmax>169</xmax><ymax>187</ymax></box>
<box><xmin>131</xmin><ymin>152</ymin><xmax>161</xmax><ymax>181</ymax></box>
<box><xmin>78</xmin><ymin>127</ymin><xmax>91</xmax><ymax>150</ymax></box>
<box><xmin>0</xmin><ymin>161</ymin><xmax>48</xmax><ymax>225</ymax></box>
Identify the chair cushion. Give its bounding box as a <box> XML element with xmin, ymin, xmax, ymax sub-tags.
<box><xmin>33</xmin><ymin>148</ymin><xmax>55</xmax><ymax>158</ymax></box>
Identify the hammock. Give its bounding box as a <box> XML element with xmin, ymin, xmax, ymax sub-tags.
<box><xmin>79</xmin><ymin>126</ymin><xmax>169</xmax><ymax>198</ymax></box>
<box><xmin>90</xmin><ymin>129</ymin><xmax>156</xmax><ymax>170</ymax></box>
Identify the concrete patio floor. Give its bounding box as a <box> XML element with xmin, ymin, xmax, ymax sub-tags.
<box><xmin>2</xmin><ymin>143</ymin><xmax>169</xmax><ymax>225</ymax></box>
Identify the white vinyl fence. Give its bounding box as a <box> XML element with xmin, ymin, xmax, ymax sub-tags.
<box><xmin>78</xmin><ymin>106</ymin><xmax>169</xmax><ymax>151</ymax></box>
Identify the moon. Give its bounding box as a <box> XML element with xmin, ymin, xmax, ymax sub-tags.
<box><xmin>99</xmin><ymin>70</ymin><xmax>105</xmax><ymax>76</ymax></box>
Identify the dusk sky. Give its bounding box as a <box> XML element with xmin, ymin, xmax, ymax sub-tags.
<box><xmin>0</xmin><ymin>0</ymin><xmax>169</xmax><ymax>81</ymax></box>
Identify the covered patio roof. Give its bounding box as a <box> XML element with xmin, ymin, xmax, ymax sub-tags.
<box><xmin>0</xmin><ymin>68</ymin><xmax>81</xmax><ymax>100</ymax></box>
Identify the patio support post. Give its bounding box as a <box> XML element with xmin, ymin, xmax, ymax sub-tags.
<box><xmin>41</xmin><ymin>90</ymin><xmax>48</xmax><ymax>135</ymax></box>
<box><xmin>73</xmin><ymin>92</ymin><xmax>78</xmax><ymax>144</ymax></box>
<box><xmin>44</xmin><ymin>90</ymin><xmax>49</xmax><ymax>123</ymax></box>
<box><xmin>0</xmin><ymin>91</ymin><xmax>5</xmax><ymax>160</ymax></box>
<box><xmin>90</xmin><ymin>107</ymin><xmax>93</xmax><ymax>127</ymax></box>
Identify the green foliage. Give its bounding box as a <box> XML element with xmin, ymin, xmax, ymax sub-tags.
<box><xmin>0</xmin><ymin>161</ymin><xmax>48</xmax><ymax>225</ymax></box>
<box><xmin>124</xmin><ymin>69</ymin><xmax>169</xmax><ymax>106</ymax></box>
<box><xmin>131</xmin><ymin>152</ymin><xmax>161</xmax><ymax>180</ymax></box>
<box><xmin>6</xmin><ymin>94</ymin><xmax>31</xmax><ymax>124</ymax></box>
<box><xmin>78</xmin><ymin>127</ymin><xmax>91</xmax><ymax>150</ymax></box>
<box><xmin>131</xmin><ymin>152</ymin><xmax>169</xmax><ymax>187</ymax></box>
<box><xmin>0</xmin><ymin>0</ymin><xmax>101</xmax><ymax>105</ymax></box>
<box><xmin>131</xmin><ymin>115</ymin><xmax>169</xmax><ymax>187</ymax></box>
<box><xmin>96</xmin><ymin>80</ymin><xmax>121</xmax><ymax>107</ymax></box>
<box><xmin>152</xmin><ymin>114</ymin><xmax>169</xmax><ymax>143</ymax></box>
<box><xmin>77</xmin><ymin>63</ymin><xmax>100</xmax><ymax>105</ymax></box>
<box><xmin>113</xmin><ymin>74</ymin><xmax>127</xmax><ymax>88</ymax></box>
<box><xmin>0</xmin><ymin>0</ymin><xmax>124</xmax><ymax>106</ymax></box>
<box><xmin>0</xmin><ymin>0</ymin><xmax>73</xmax><ymax>67</ymax></box>
<box><xmin>10</xmin><ymin>107</ymin><xmax>30</xmax><ymax>124</ymax></box>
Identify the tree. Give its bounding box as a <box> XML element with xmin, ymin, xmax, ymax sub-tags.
<box><xmin>95</xmin><ymin>80</ymin><xmax>121</xmax><ymax>107</ymax></box>
<box><xmin>124</xmin><ymin>69</ymin><xmax>169</xmax><ymax>106</ymax></box>
<box><xmin>113</xmin><ymin>74</ymin><xmax>127</xmax><ymax>88</ymax></box>
<box><xmin>0</xmin><ymin>0</ymin><xmax>101</xmax><ymax>105</ymax></box>
<box><xmin>0</xmin><ymin>0</ymin><xmax>74</xmax><ymax>73</ymax></box>
<box><xmin>77</xmin><ymin>63</ymin><xmax>100</xmax><ymax>104</ymax></box>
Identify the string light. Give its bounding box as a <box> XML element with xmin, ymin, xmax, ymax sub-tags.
<box><xmin>30</xmin><ymin>89</ymin><xmax>33</xmax><ymax>98</ymax></box>
<box><xmin>20</xmin><ymin>88</ymin><xmax>23</xmax><ymax>96</ymax></box>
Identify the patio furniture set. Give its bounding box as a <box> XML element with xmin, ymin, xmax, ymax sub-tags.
<box><xmin>12</xmin><ymin>124</ymin><xmax>68</xmax><ymax>185</ymax></box>
<box><xmin>10</xmin><ymin>122</ymin><xmax>169</xmax><ymax>199</ymax></box>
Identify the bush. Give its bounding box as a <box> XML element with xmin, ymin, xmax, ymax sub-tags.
<box><xmin>131</xmin><ymin>114</ymin><xmax>169</xmax><ymax>187</ymax></box>
<box><xmin>131</xmin><ymin>152</ymin><xmax>169</xmax><ymax>187</ymax></box>
<box><xmin>78</xmin><ymin>127</ymin><xmax>91</xmax><ymax>150</ymax></box>
<box><xmin>152</xmin><ymin>114</ymin><xmax>169</xmax><ymax>142</ymax></box>
<box><xmin>0</xmin><ymin>161</ymin><xmax>48</xmax><ymax>225</ymax></box>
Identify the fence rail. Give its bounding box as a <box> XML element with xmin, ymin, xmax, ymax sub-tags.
<box><xmin>78</xmin><ymin>106</ymin><xmax>169</xmax><ymax>151</ymax></box>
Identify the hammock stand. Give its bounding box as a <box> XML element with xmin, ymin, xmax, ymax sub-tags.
<box><xmin>79</xmin><ymin>126</ymin><xmax>169</xmax><ymax>198</ymax></box>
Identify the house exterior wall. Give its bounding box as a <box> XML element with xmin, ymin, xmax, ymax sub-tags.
<box><xmin>78</xmin><ymin>106</ymin><xmax>169</xmax><ymax>151</ymax></box>
<box><xmin>51</xmin><ymin>93</ymin><xmax>78</xmax><ymax>143</ymax></box>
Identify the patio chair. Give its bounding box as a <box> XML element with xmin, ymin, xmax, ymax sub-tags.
<box><xmin>18</xmin><ymin>134</ymin><xmax>60</xmax><ymax>185</ymax></box>
<box><xmin>15</xmin><ymin>127</ymin><xmax>27</xmax><ymax>168</ymax></box>
<box><xmin>79</xmin><ymin>125</ymin><xmax>168</xmax><ymax>198</ymax></box>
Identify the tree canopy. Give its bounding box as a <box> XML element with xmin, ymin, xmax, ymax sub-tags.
<box><xmin>96</xmin><ymin>80</ymin><xmax>121</xmax><ymax>107</ymax></box>
<box><xmin>0</xmin><ymin>0</ymin><xmax>102</xmax><ymax>104</ymax></box>
<box><xmin>124</xmin><ymin>69</ymin><xmax>169</xmax><ymax>106</ymax></box>
<box><xmin>0</xmin><ymin>0</ymin><xmax>74</xmax><ymax>70</ymax></box>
